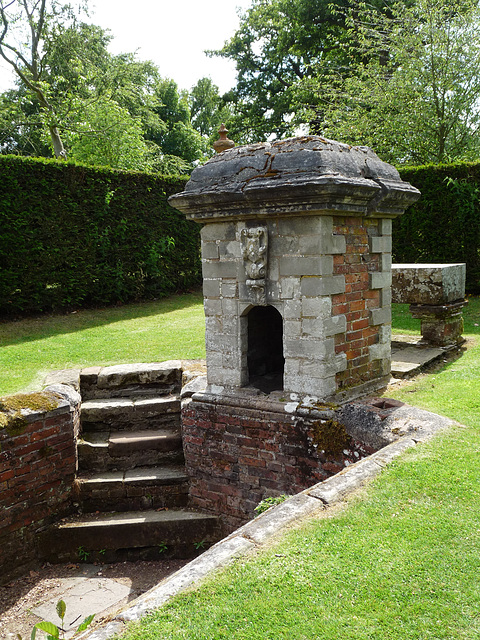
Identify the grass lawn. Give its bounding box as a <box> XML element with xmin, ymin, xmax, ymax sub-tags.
<box><xmin>388</xmin><ymin>296</ymin><xmax>480</xmax><ymax>427</ymax></box>
<box><xmin>2</xmin><ymin>293</ymin><xmax>480</xmax><ymax>639</ymax></box>
<box><xmin>0</xmin><ymin>291</ymin><xmax>205</xmax><ymax>395</ymax></box>
<box><xmin>118</xmin><ymin>297</ymin><xmax>478</xmax><ymax>640</ymax></box>
<box><xmin>120</xmin><ymin>425</ymin><xmax>480</xmax><ymax>640</ymax></box>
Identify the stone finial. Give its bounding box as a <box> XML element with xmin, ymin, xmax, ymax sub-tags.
<box><xmin>212</xmin><ymin>123</ymin><xmax>235</xmax><ymax>154</ymax></box>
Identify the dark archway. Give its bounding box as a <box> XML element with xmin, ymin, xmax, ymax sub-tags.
<box><xmin>247</xmin><ymin>305</ymin><xmax>284</xmax><ymax>393</ymax></box>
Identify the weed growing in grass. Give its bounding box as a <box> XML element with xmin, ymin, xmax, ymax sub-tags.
<box><xmin>254</xmin><ymin>495</ymin><xmax>290</xmax><ymax>516</ymax></box>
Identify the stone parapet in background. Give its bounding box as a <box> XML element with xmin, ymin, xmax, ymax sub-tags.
<box><xmin>392</xmin><ymin>263</ymin><xmax>467</xmax><ymax>346</ymax></box>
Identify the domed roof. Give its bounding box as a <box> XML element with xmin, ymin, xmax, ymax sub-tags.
<box><xmin>169</xmin><ymin>136</ymin><xmax>420</xmax><ymax>220</ymax></box>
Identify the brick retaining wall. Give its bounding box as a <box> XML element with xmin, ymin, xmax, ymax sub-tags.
<box><xmin>0</xmin><ymin>386</ymin><xmax>80</xmax><ymax>583</ymax></box>
<box><xmin>182</xmin><ymin>395</ymin><xmax>376</xmax><ymax>534</ymax></box>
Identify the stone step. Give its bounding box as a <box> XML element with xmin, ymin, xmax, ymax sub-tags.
<box><xmin>77</xmin><ymin>429</ymin><xmax>184</xmax><ymax>472</ymax></box>
<box><xmin>75</xmin><ymin>466</ymin><xmax>189</xmax><ymax>512</ymax></box>
<box><xmin>80</xmin><ymin>361</ymin><xmax>182</xmax><ymax>400</ymax></box>
<box><xmin>81</xmin><ymin>395</ymin><xmax>181</xmax><ymax>432</ymax></box>
<box><xmin>38</xmin><ymin>509</ymin><xmax>220</xmax><ymax>563</ymax></box>
<box><xmin>391</xmin><ymin>338</ymin><xmax>445</xmax><ymax>377</ymax></box>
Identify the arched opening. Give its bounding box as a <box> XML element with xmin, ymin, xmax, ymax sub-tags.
<box><xmin>247</xmin><ymin>305</ymin><xmax>284</xmax><ymax>393</ymax></box>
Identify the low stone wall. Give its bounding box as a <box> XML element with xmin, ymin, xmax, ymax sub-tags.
<box><xmin>391</xmin><ymin>263</ymin><xmax>466</xmax><ymax>305</ymax></box>
<box><xmin>0</xmin><ymin>385</ymin><xmax>80</xmax><ymax>583</ymax></box>
<box><xmin>182</xmin><ymin>392</ymin><xmax>376</xmax><ymax>534</ymax></box>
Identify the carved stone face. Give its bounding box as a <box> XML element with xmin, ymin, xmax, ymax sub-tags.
<box><xmin>240</xmin><ymin>227</ymin><xmax>268</xmax><ymax>281</ymax></box>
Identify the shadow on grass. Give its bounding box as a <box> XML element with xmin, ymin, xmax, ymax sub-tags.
<box><xmin>391</xmin><ymin>303</ymin><xmax>421</xmax><ymax>334</ymax></box>
<box><xmin>0</xmin><ymin>290</ymin><xmax>204</xmax><ymax>348</ymax></box>
<box><xmin>1</xmin><ymin>294</ymin><xmax>478</xmax><ymax>350</ymax></box>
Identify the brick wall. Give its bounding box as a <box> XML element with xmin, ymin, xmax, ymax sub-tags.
<box><xmin>0</xmin><ymin>385</ymin><xmax>80</xmax><ymax>583</ymax></box>
<box><xmin>332</xmin><ymin>216</ymin><xmax>392</xmax><ymax>394</ymax></box>
<box><xmin>182</xmin><ymin>395</ymin><xmax>376</xmax><ymax>534</ymax></box>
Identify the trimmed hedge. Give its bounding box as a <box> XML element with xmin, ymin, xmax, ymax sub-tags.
<box><xmin>2</xmin><ymin>156</ymin><xmax>479</xmax><ymax>315</ymax></box>
<box><xmin>0</xmin><ymin>156</ymin><xmax>199</xmax><ymax>315</ymax></box>
<box><xmin>397</xmin><ymin>162</ymin><xmax>480</xmax><ymax>293</ymax></box>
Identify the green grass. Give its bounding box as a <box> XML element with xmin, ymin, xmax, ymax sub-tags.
<box><xmin>120</xmin><ymin>425</ymin><xmax>480</xmax><ymax>640</ymax></box>
<box><xmin>1</xmin><ymin>293</ymin><xmax>479</xmax><ymax>637</ymax></box>
<box><xmin>113</xmin><ymin>296</ymin><xmax>479</xmax><ymax>640</ymax></box>
<box><xmin>1</xmin><ymin>292</ymin><xmax>478</xmax><ymax>402</ymax></box>
<box><xmin>392</xmin><ymin>296</ymin><xmax>480</xmax><ymax>337</ymax></box>
<box><xmin>390</xmin><ymin>302</ymin><xmax>422</xmax><ymax>334</ymax></box>
<box><xmin>389</xmin><ymin>296</ymin><xmax>480</xmax><ymax>426</ymax></box>
<box><xmin>0</xmin><ymin>291</ymin><xmax>205</xmax><ymax>395</ymax></box>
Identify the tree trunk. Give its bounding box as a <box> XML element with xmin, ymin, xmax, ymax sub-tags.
<box><xmin>49</xmin><ymin>125</ymin><xmax>67</xmax><ymax>159</ymax></box>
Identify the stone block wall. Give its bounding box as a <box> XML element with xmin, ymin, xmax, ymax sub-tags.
<box><xmin>172</xmin><ymin>136</ymin><xmax>420</xmax><ymax>402</ymax></box>
<box><xmin>202</xmin><ymin>213</ymin><xmax>392</xmax><ymax>400</ymax></box>
<box><xmin>182</xmin><ymin>395</ymin><xmax>376</xmax><ymax>534</ymax></box>
<box><xmin>391</xmin><ymin>263</ymin><xmax>467</xmax><ymax>346</ymax></box>
<box><xmin>0</xmin><ymin>386</ymin><xmax>80</xmax><ymax>583</ymax></box>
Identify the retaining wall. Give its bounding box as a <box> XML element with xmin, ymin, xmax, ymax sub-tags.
<box><xmin>182</xmin><ymin>393</ymin><xmax>377</xmax><ymax>534</ymax></box>
<box><xmin>0</xmin><ymin>385</ymin><xmax>80</xmax><ymax>583</ymax></box>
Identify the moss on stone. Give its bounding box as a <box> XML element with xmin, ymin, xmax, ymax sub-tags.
<box><xmin>0</xmin><ymin>392</ymin><xmax>60</xmax><ymax>436</ymax></box>
<box><xmin>312</xmin><ymin>419</ymin><xmax>351</xmax><ymax>457</ymax></box>
<box><xmin>0</xmin><ymin>412</ymin><xmax>27</xmax><ymax>436</ymax></box>
<box><xmin>0</xmin><ymin>392</ymin><xmax>59</xmax><ymax>413</ymax></box>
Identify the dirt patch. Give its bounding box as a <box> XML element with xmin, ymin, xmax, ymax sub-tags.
<box><xmin>0</xmin><ymin>559</ymin><xmax>187</xmax><ymax>639</ymax></box>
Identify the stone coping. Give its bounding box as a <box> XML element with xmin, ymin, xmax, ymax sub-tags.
<box><xmin>77</xmin><ymin>404</ymin><xmax>456</xmax><ymax>640</ymax></box>
<box><xmin>191</xmin><ymin>387</ymin><xmax>337</xmax><ymax>421</ymax></box>
<box><xmin>169</xmin><ymin>136</ymin><xmax>420</xmax><ymax>220</ymax></box>
<box><xmin>0</xmin><ymin>383</ymin><xmax>81</xmax><ymax>425</ymax></box>
<box><xmin>391</xmin><ymin>263</ymin><xmax>466</xmax><ymax>305</ymax></box>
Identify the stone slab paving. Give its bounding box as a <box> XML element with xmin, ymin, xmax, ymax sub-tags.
<box><xmin>76</xmin><ymin>403</ymin><xmax>456</xmax><ymax>640</ymax></box>
<box><xmin>96</xmin><ymin>361</ymin><xmax>182</xmax><ymax>389</ymax></box>
<box><xmin>391</xmin><ymin>337</ymin><xmax>446</xmax><ymax>376</ymax></box>
<box><xmin>31</xmin><ymin>573</ymin><xmax>131</xmax><ymax>639</ymax></box>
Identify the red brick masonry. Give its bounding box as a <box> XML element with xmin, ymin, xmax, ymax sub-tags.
<box><xmin>0</xmin><ymin>393</ymin><xmax>79</xmax><ymax>582</ymax></box>
<box><xmin>333</xmin><ymin>217</ymin><xmax>383</xmax><ymax>390</ymax></box>
<box><xmin>182</xmin><ymin>395</ymin><xmax>376</xmax><ymax>534</ymax></box>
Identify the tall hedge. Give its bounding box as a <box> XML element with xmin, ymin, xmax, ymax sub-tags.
<box><xmin>0</xmin><ymin>156</ymin><xmax>198</xmax><ymax>315</ymax></box>
<box><xmin>397</xmin><ymin>162</ymin><xmax>480</xmax><ymax>293</ymax></box>
<box><xmin>2</xmin><ymin>156</ymin><xmax>479</xmax><ymax>316</ymax></box>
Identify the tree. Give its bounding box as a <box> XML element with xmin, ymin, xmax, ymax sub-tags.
<box><xmin>212</xmin><ymin>0</ymin><xmax>366</xmax><ymax>142</ymax></box>
<box><xmin>0</xmin><ymin>0</ymin><xmax>84</xmax><ymax>157</ymax></box>
<box><xmin>0</xmin><ymin>10</ymin><xmax>206</xmax><ymax>171</ymax></box>
<box><xmin>189</xmin><ymin>77</ymin><xmax>234</xmax><ymax>149</ymax></box>
<box><xmin>0</xmin><ymin>19</ymin><xmax>118</xmax><ymax>157</ymax></box>
<box><xmin>213</xmin><ymin>0</ymin><xmax>428</xmax><ymax>145</ymax></box>
<box><xmin>67</xmin><ymin>98</ymin><xmax>150</xmax><ymax>170</ymax></box>
<box><xmin>302</xmin><ymin>0</ymin><xmax>480</xmax><ymax>164</ymax></box>
<box><xmin>149</xmin><ymin>78</ymin><xmax>206</xmax><ymax>164</ymax></box>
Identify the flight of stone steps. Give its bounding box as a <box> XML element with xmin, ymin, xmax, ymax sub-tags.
<box><xmin>40</xmin><ymin>361</ymin><xmax>218</xmax><ymax>563</ymax></box>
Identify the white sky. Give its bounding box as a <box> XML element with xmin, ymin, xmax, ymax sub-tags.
<box><xmin>0</xmin><ymin>0</ymin><xmax>252</xmax><ymax>94</ymax></box>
